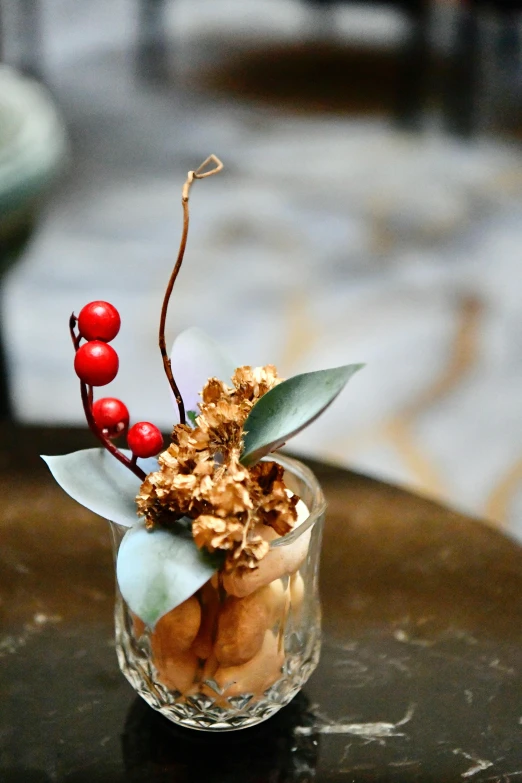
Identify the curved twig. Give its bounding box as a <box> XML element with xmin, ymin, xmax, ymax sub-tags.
<box><xmin>159</xmin><ymin>155</ymin><xmax>224</xmax><ymax>425</ymax></box>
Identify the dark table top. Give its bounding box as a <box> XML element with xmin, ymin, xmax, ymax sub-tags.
<box><xmin>1</xmin><ymin>424</ymin><xmax>522</xmax><ymax>782</ymax></box>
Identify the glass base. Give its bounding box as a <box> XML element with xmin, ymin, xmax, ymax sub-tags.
<box><xmin>116</xmin><ymin>618</ymin><xmax>321</xmax><ymax>731</ymax></box>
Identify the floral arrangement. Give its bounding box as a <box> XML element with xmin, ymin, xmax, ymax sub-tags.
<box><xmin>43</xmin><ymin>156</ymin><xmax>363</xmax><ymax>630</ymax></box>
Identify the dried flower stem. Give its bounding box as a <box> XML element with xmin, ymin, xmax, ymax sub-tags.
<box><xmin>159</xmin><ymin>154</ymin><xmax>224</xmax><ymax>425</ymax></box>
<box><xmin>69</xmin><ymin>314</ymin><xmax>146</xmax><ymax>481</ymax></box>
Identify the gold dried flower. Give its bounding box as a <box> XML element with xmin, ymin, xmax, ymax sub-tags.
<box><xmin>192</xmin><ymin>515</ymin><xmax>244</xmax><ymax>552</ymax></box>
<box><xmin>136</xmin><ymin>365</ymin><xmax>298</xmax><ymax>571</ymax></box>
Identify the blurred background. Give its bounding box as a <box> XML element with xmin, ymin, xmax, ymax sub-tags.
<box><xmin>0</xmin><ymin>0</ymin><xmax>521</xmax><ymax>532</ymax></box>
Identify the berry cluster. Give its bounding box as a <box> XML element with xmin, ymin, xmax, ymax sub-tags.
<box><xmin>71</xmin><ymin>301</ymin><xmax>163</xmax><ymax>467</ymax></box>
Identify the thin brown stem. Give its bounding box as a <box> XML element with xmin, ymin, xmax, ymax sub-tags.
<box><xmin>80</xmin><ymin>381</ymin><xmax>146</xmax><ymax>480</ymax></box>
<box><xmin>69</xmin><ymin>314</ymin><xmax>146</xmax><ymax>481</ymax></box>
<box><xmin>159</xmin><ymin>154</ymin><xmax>224</xmax><ymax>425</ymax></box>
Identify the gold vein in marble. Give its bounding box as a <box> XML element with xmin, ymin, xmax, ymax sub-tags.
<box><xmin>325</xmin><ymin>295</ymin><xmax>484</xmax><ymax>504</ymax></box>
<box><xmin>485</xmin><ymin>457</ymin><xmax>522</xmax><ymax>528</ymax></box>
<box><xmin>280</xmin><ymin>289</ymin><xmax>320</xmax><ymax>374</ymax></box>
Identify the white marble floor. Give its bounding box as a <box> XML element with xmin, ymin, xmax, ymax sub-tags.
<box><xmin>3</xmin><ymin>0</ymin><xmax>522</xmax><ymax>534</ymax></box>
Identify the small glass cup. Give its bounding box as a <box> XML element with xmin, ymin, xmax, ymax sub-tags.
<box><xmin>110</xmin><ymin>454</ymin><xmax>326</xmax><ymax>731</ymax></box>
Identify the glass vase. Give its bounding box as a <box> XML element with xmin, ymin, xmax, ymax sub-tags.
<box><xmin>110</xmin><ymin>453</ymin><xmax>326</xmax><ymax>731</ymax></box>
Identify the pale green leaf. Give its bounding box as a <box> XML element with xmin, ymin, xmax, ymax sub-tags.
<box><xmin>41</xmin><ymin>448</ymin><xmax>158</xmax><ymax>527</ymax></box>
<box><xmin>170</xmin><ymin>327</ymin><xmax>236</xmax><ymax>419</ymax></box>
<box><xmin>116</xmin><ymin>520</ymin><xmax>222</xmax><ymax>627</ymax></box>
<box><xmin>240</xmin><ymin>364</ymin><xmax>364</xmax><ymax>466</ymax></box>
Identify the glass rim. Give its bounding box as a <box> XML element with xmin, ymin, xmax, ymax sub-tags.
<box><xmin>110</xmin><ymin>452</ymin><xmax>326</xmax><ymax>548</ymax></box>
<box><xmin>266</xmin><ymin>452</ymin><xmax>327</xmax><ymax>548</ymax></box>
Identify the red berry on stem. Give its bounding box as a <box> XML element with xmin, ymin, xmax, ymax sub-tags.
<box><xmin>92</xmin><ymin>397</ymin><xmax>130</xmax><ymax>438</ymax></box>
<box><xmin>74</xmin><ymin>341</ymin><xmax>119</xmax><ymax>386</ymax></box>
<box><xmin>127</xmin><ymin>422</ymin><xmax>164</xmax><ymax>458</ymax></box>
<box><xmin>78</xmin><ymin>301</ymin><xmax>121</xmax><ymax>342</ymax></box>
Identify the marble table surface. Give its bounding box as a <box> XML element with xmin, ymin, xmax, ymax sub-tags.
<box><xmin>1</xmin><ymin>424</ymin><xmax>522</xmax><ymax>781</ymax></box>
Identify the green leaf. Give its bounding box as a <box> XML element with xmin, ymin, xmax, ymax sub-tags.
<box><xmin>116</xmin><ymin>520</ymin><xmax>223</xmax><ymax>627</ymax></box>
<box><xmin>240</xmin><ymin>364</ymin><xmax>364</xmax><ymax>467</ymax></box>
<box><xmin>41</xmin><ymin>448</ymin><xmax>158</xmax><ymax>527</ymax></box>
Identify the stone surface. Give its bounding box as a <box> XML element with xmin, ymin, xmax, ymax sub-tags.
<box><xmin>1</xmin><ymin>424</ymin><xmax>522</xmax><ymax>779</ymax></box>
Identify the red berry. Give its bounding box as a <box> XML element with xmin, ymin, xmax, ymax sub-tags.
<box><xmin>78</xmin><ymin>301</ymin><xmax>120</xmax><ymax>342</ymax></box>
<box><xmin>74</xmin><ymin>341</ymin><xmax>119</xmax><ymax>386</ymax></box>
<box><xmin>127</xmin><ymin>422</ymin><xmax>164</xmax><ymax>458</ymax></box>
<box><xmin>92</xmin><ymin>397</ymin><xmax>129</xmax><ymax>438</ymax></box>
